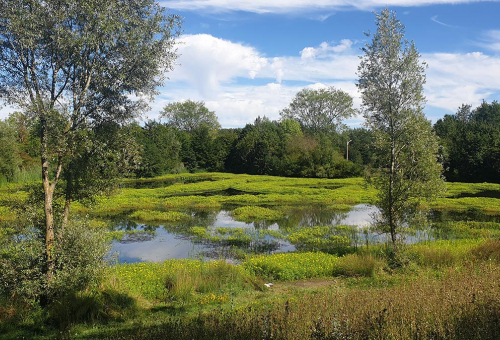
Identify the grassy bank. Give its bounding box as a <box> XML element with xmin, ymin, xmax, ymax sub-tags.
<box><xmin>1</xmin><ymin>240</ymin><xmax>499</xmax><ymax>339</ymax></box>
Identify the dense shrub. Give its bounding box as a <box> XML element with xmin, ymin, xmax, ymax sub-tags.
<box><xmin>0</xmin><ymin>221</ymin><xmax>110</xmax><ymax>308</ymax></box>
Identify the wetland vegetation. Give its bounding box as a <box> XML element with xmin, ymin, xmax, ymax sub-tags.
<box><xmin>1</xmin><ymin>4</ymin><xmax>500</xmax><ymax>340</ymax></box>
<box><xmin>2</xmin><ymin>173</ymin><xmax>500</xmax><ymax>339</ymax></box>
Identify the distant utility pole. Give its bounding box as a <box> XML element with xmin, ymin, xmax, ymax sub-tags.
<box><xmin>346</xmin><ymin>140</ymin><xmax>352</xmax><ymax>160</ymax></box>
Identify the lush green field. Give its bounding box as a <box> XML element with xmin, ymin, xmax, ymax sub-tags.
<box><xmin>1</xmin><ymin>173</ymin><xmax>500</xmax><ymax>339</ymax></box>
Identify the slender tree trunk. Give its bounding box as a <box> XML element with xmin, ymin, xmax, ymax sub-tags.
<box><xmin>389</xmin><ymin>145</ymin><xmax>396</xmax><ymax>245</ymax></box>
<box><xmin>389</xmin><ymin>115</ymin><xmax>397</xmax><ymax>246</ymax></box>
<box><xmin>40</xmin><ymin>113</ymin><xmax>64</xmax><ymax>294</ymax></box>
<box><xmin>41</xmin><ymin>122</ymin><xmax>55</xmax><ymax>283</ymax></box>
<box><xmin>61</xmin><ymin>168</ymin><xmax>73</xmax><ymax>230</ymax></box>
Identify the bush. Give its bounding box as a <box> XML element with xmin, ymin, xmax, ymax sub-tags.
<box><xmin>51</xmin><ymin>221</ymin><xmax>111</xmax><ymax>297</ymax></box>
<box><xmin>0</xmin><ymin>221</ymin><xmax>110</xmax><ymax>310</ymax></box>
<box><xmin>0</xmin><ymin>229</ymin><xmax>46</xmax><ymax>306</ymax></box>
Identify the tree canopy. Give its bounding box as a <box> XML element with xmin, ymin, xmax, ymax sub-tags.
<box><xmin>280</xmin><ymin>87</ymin><xmax>356</xmax><ymax>134</ymax></box>
<box><xmin>161</xmin><ymin>100</ymin><xmax>221</xmax><ymax>133</ymax></box>
<box><xmin>435</xmin><ymin>101</ymin><xmax>500</xmax><ymax>183</ymax></box>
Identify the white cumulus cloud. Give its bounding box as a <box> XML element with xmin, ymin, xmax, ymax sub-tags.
<box><xmin>169</xmin><ymin>34</ymin><xmax>267</xmax><ymax>98</ymax></box>
<box><xmin>300</xmin><ymin>40</ymin><xmax>354</xmax><ymax>59</ymax></box>
<box><xmin>155</xmin><ymin>33</ymin><xmax>500</xmax><ymax>127</ymax></box>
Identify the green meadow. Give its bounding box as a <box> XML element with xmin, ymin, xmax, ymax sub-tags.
<box><xmin>1</xmin><ymin>173</ymin><xmax>500</xmax><ymax>339</ymax></box>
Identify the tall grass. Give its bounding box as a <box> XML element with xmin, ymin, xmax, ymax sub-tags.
<box><xmin>0</xmin><ymin>167</ymin><xmax>40</xmax><ymax>187</ymax></box>
<box><xmin>77</xmin><ymin>262</ymin><xmax>500</xmax><ymax>340</ymax></box>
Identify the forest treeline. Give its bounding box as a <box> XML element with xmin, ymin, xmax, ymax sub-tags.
<box><xmin>1</xmin><ymin>99</ymin><xmax>499</xmax><ymax>184</ymax></box>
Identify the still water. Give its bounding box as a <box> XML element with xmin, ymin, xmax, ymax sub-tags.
<box><xmin>110</xmin><ymin>204</ymin><xmax>378</xmax><ymax>263</ymax></box>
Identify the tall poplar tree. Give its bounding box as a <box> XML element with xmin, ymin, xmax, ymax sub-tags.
<box><xmin>357</xmin><ymin>9</ymin><xmax>444</xmax><ymax>247</ymax></box>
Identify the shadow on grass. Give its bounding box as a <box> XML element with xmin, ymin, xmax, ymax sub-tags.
<box><xmin>0</xmin><ymin>289</ymin><xmax>138</xmax><ymax>339</ymax></box>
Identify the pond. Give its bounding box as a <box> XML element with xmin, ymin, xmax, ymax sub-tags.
<box><xmin>109</xmin><ymin>202</ymin><xmax>500</xmax><ymax>263</ymax></box>
<box><xmin>110</xmin><ymin>204</ymin><xmax>379</xmax><ymax>263</ymax></box>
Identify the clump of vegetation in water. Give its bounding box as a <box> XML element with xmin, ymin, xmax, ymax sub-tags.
<box><xmin>128</xmin><ymin>210</ymin><xmax>190</xmax><ymax>223</ymax></box>
<box><xmin>231</xmin><ymin>206</ymin><xmax>284</xmax><ymax>222</ymax></box>
<box><xmin>286</xmin><ymin>225</ymin><xmax>357</xmax><ymax>255</ymax></box>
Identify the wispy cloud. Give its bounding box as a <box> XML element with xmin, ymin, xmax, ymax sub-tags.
<box><xmin>161</xmin><ymin>0</ymin><xmax>499</xmax><ymax>14</ymax></box>
<box><xmin>431</xmin><ymin>15</ymin><xmax>456</xmax><ymax>28</ymax></box>
<box><xmin>477</xmin><ymin>30</ymin><xmax>500</xmax><ymax>51</ymax></box>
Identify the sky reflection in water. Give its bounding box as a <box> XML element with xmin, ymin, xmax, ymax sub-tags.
<box><xmin>111</xmin><ymin>204</ymin><xmax>379</xmax><ymax>263</ymax></box>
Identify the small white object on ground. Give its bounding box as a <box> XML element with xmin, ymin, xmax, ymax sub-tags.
<box><xmin>264</xmin><ymin>283</ymin><xmax>274</xmax><ymax>288</ymax></box>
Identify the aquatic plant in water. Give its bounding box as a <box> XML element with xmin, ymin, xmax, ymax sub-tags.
<box><xmin>231</xmin><ymin>206</ymin><xmax>284</xmax><ymax>222</ymax></box>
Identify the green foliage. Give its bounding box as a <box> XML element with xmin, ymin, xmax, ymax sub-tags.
<box><xmin>130</xmin><ymin>121</ymin><xmax>181</xmax><ymax>178</ymax></box>
<box><xmin>128</xmin><ymin>210</ymin><xmax>190</xmax><ymax>223</ymax></box>
<box><xmin>435</xmin><ymin>100</ymin><xmax>500</xmax><ymax>183</ymax></box>
<box><xmin>163</xmin><ymin>261</ymin><xmax>257</xmax><ymax>304</ymax></box>
<box><xmin>107</xmin><ymin>229</ymin><xmax>156</xmax><ymax>242</ymax></box>
<box><xmin>110</xmin><ymin>260</ymin><xmax>258</xmax><ymax>303</ymax></box>
<box><xmin>162</xmin><ymin>100</ymin><xmax>221</xmax><ymax>133</ymax></box>
<box><xmin>280</xmin><ymin>86</ymin><xmax>356</xmax><ymax>134</ymax></box>
<box><xmin>0</xmin><ymin>221</ymin><xmax>110</xmax><ymax>307</ymax></box>
<box><xmin>63</xmin><ymin>262</ymin><xmax>500</xmax><ymax>340</ymax></box>
<box><xmin>231</xmin><ymin>206</ymin><xmax>284</xmax><ymax>222</ymax></box>
<box><xmin>0</xmin><ymin>229</ymin><xmax>46</xmax><ymax>306</ymax></box>
<box><xmin>190</xmin><ymin>226</ymin><xmax>253</xmax><ymax>247</ymax></box>
<box><xmin>0</xmin><ymin>0</ymin><xmax>181</xmax><ymax>294</ymax></box>
<box><xmin>226</xmin><ymin>117</ymin><xmax>360</xmax><ymax>178</ymax></box>
<box><xmin>333</xmin><ymin>254</ymin><xmax>380</xmax><ymax>277</ymax></box>
<box><xmin>409</xmin><ymin>240</ymin><xmax>478</xmax><ymax>268</ymax></box>
<box><xmin>345</xmin><ymin>127</ymin><xmax>376</xmax><ymax>167</ymax></box>
<box><xmin>0</xmin><ymin>120</ymin><xmax>21</xmax><ymax>181</ymax></box>
<box><xmin>433</xmin><ymin>220</ymin><xmax>500</xmax><ymax>239</ymax></box>
<box><xmin>286</xmin><ymin>226</ymin><xmax>356</xmax><ymax>255</ymax></box>
<box><xmin>227</xmin><ymin>117</ymin><xmax>285</xmax><ymax>175</ymax></box>
<box><xmin>358</xmin><ymin>9</ymin><xmax>445</xmax><ymax>245</ymax></box>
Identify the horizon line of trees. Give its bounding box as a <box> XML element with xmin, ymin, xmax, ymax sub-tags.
<box><xmin>2</xmin><ymin>98</ymin><xmax>500</xmax><ymax>184</ymax></box>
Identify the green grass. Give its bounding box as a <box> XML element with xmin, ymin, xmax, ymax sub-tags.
<box><xmin>107</xmin><ymin>259</ymin><xmax>260</xmax><ymax>303</ymax></box>
<box><xmin>286</xmin><ymin>225</ymin><xmax>357</xmax><ymax>255</ymax></box>
<box><xmin>2</xmin><ymin>241</ymin><xmax>500</xmax><ymax>339</ymax></box>
<box><xmin>243</xmin><ymin>252</ymin><xmax>340</xmax><ymax>281</ymax></box>
<box><xmin>72</xmin><ymin>174</ymin><xmax>377</xmax><ymax>218</ymax></box>
<box><xmin>2</xmin><ymin>174</ymin><xmax>500</xmax><ymax>338</ymax></box>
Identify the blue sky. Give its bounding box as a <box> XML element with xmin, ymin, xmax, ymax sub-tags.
<box><xmin>2</xmin><ymin>1</ymin><xmax>499</xmax><ymax>128</ymax></box>
<box><xmin>151</xmin><ymin>0</ymin><xmax>500</xmax><ymax>128</ymax></box>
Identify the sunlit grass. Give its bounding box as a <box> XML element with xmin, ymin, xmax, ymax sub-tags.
<box><xmin>243</xmin><ymin>252</ymin><xmax>340</xmax><ymax>281</ymax></box>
